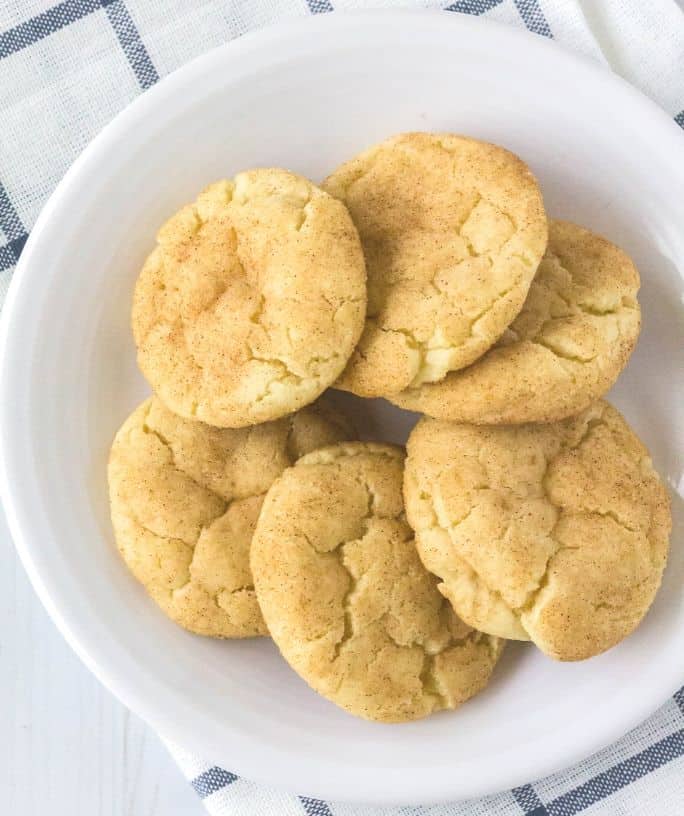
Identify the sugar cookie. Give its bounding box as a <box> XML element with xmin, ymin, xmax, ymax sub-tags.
<box><xmin>323</xmin><ymin>132</ymin><xmax>547</xmax><ymax>396</ymax></box>
<box><xmin>251</xmin><ymin>442</ymin><xmax>502</xmax><ymax>721</ymax></box>
<box><xmin>404</xmin><ymin>402</ymin><xmax>671</xmax><ymax>661</ymax></box>
<box><xmin>108</xmin><ymin>396</ymin><xmax>354</xmax><ymax>636</ymax></box>
<box><xmin>133</xmin><ymin>170</ymin><xmax>366</xmax><ymax>427</ymax></box>
<box><xmin>391</xmin><ymin>221</ymin><xmax>640</xmax><ymax>423</ymax></box>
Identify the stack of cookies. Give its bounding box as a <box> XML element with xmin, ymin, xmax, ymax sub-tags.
<box><xmin>108</xmin><ymin>133</ymin><xmax>672</xmax><ymax>724</ymax></box>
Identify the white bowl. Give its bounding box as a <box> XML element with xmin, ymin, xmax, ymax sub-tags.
<box><xmin>1</xmin><ymin>10</ymin><xmax>683</xmax><ymax>806</ymax></box>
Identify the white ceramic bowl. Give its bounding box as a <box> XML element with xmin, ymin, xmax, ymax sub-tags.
<box><xmin>1</xmin><ymin>10</ymin><xmax>683</xmax><ymax>806</ymax></box>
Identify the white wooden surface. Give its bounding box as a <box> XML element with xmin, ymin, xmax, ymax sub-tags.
<box><xmin>0</xmin><ymin>507</ymin><xmax>204</xmax><ymax>815</ymax></box>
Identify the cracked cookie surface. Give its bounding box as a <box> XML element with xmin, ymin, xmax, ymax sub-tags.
<box><xmin>250</xmin><ymin>442</ymin><xmax>502</xmax><ymax>722</ymax></box>
<box><xmin>404</xmin><ymin>402</ymin><xmax>671</xmax><ymax>661</ymax></box>
<box><xmin>132</xmin><ymin>169</ymin><xmax>366</xmax><ymax>427</ymax></box>
<box><xmin>323</xmin><ymin>132</ymin><xmax>547</xmax><ymax>397</ymax></box>
<box><xmin>391</xmin><ymin>221</ymin><xmax>641</xmax><ymax>423</ymax></box>
<box><xmin>108</xmin><ymin>395</ymin><xmax>354</xmax><ymax>637</ymax></box>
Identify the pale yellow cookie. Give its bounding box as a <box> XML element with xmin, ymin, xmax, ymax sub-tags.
<box><xmin>251</xmin><ymin>442</ymin><xmax>502</xmax><ymax>722</ymax></box>
<box><xmin>108</xmin><ymin>396</ymin><xmax>354</xmax><ymax>637</ymax></box>
<box><xmin>323</xmin><ymin>132</ymin><xmax>547</xmax><ymax>397</ymax></box>
<box><xmin>132</xmin><ymin>169</ymin><xmax>366</xmax><ymax>427</ymax></box>
<box><xmin>404</xmin><ymin>402</ymin><xmax>671</xmax><ymax>661</ymax></box>
<box><xmin>391</xmin><ymin>221</ymin><xmax>641</xmax><ymax>423</ymax></box>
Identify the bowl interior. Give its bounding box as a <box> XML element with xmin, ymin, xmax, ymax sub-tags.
<box><xmin>2</xmin><ymin>12</ymin><xmax>683</xmax><ymax>805</ymax></box>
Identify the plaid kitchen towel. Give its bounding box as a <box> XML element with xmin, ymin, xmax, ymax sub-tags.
<box><xmin>1</xmin><ymin>1</ymin><xmax>683</xmax><ymax>814</ymax></box>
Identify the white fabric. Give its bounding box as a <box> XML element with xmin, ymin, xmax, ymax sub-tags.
<box><xmin>1</xmin><ymin>1</ymin><xmax>683</xmax><ymax>814</ymax></box>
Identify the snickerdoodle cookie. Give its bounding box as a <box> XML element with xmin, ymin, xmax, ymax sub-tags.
<box><xmin>133</xmin><ymin>170</ymin><xmax>366</xmax><ymax>427</ymax></box>
<box><xmin>108</xmin><ymin>396</ymin><xmax>353</xmax><ymax>637</ymax></box>
<box><xmin>404</xmin><ymin>402</ymin><xmax>671</xmax><ymax>661</ymax></box>
<box><xmin>251</xmin><ymin>442</ymin><xmax>502</xmax><ymax>722</ymax></box>
<box><xmin>323</xmin><ymin>132</ymin><xmax>547</xmax><ymax>397</ymax></box>
<box><xmin>391</xmin><ymin>221</ymin><xmax>641</xmax><ymax>423</ymax></box>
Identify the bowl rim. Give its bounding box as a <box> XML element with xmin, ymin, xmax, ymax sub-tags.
<box><xmin>1</xmin><ymin>8</ymin><xmax>684</xmax><ymax>805</ymax></box>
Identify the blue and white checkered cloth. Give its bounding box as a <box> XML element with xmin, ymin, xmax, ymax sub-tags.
<box><xmin>1</xmin><ymin>1</ymin><xmax>683</xmax><ymax>814</ymax></box>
